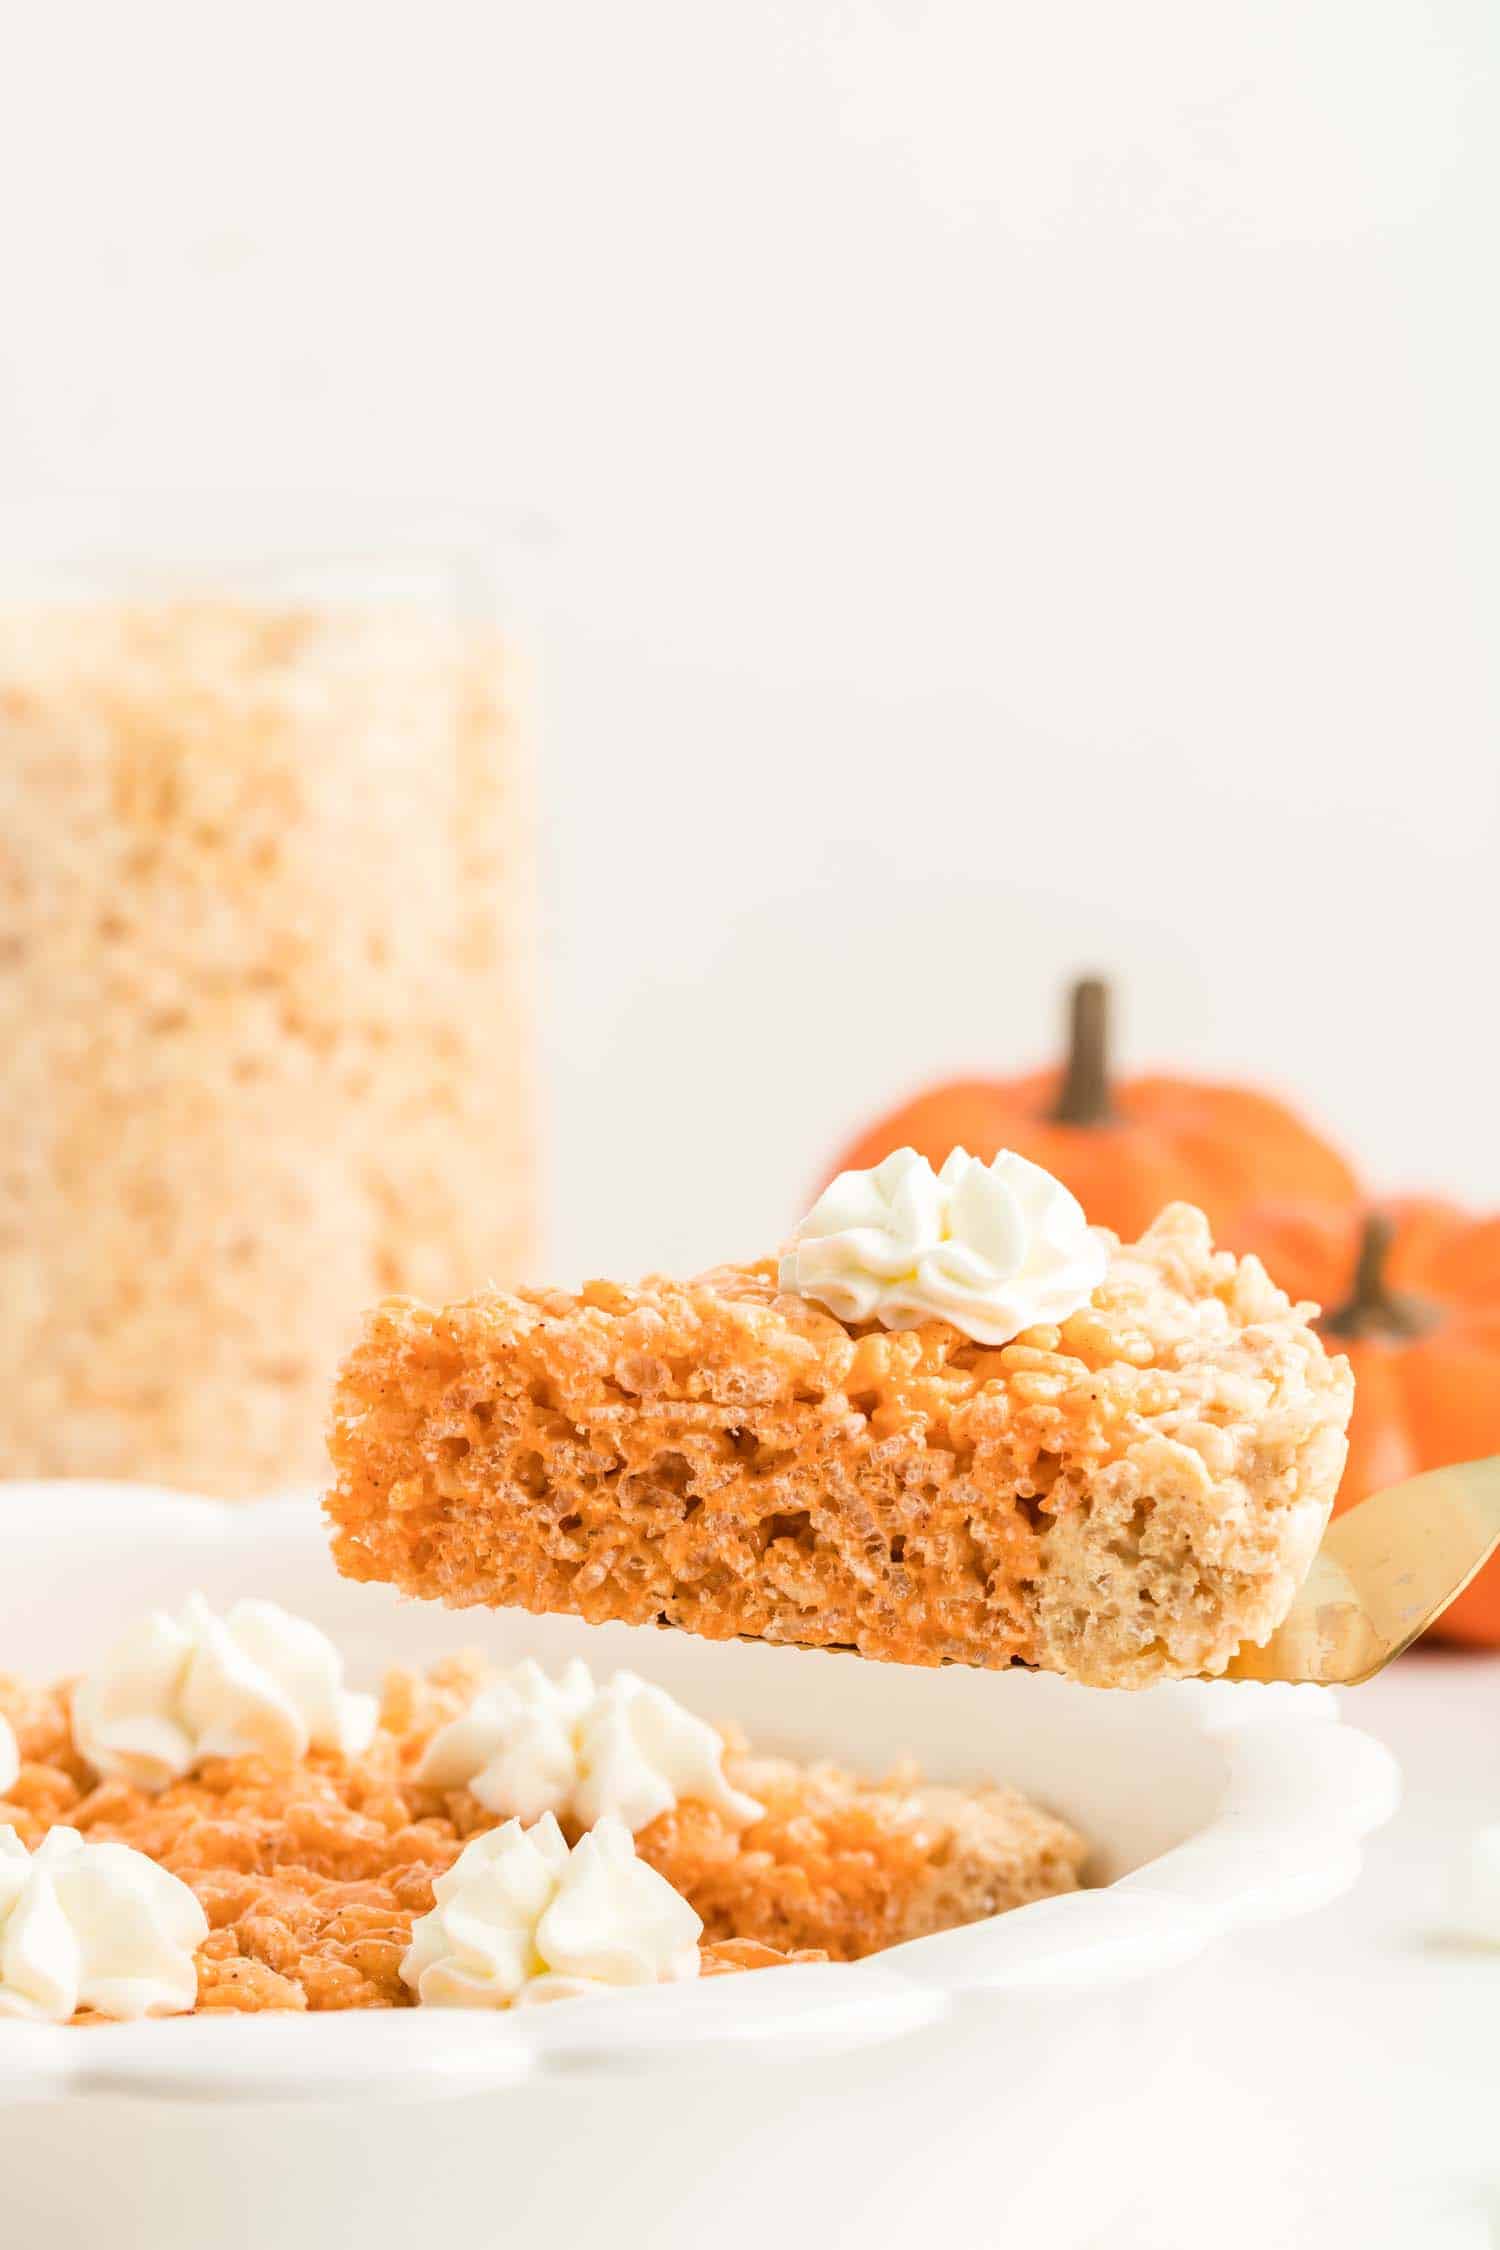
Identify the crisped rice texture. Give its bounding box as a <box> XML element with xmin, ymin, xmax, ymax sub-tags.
<box><xmin>639</xmin><ymin>1747</ymin><xmax>1086</xmax><ymax>1960</ymax></box>
<box><xmin>326</xmin><ymin>1204</ymin><xmax>1353</xmax><ymax>1688</ymax></box>
<box><xmin>0</xmin><ymin>600</ymin><xmax>533</xmax><ymax>1496</ymax></box>
<box><xmin>0</xmin><ymin>1654</ymin><xmax>1082</xmax><ymax>2012</ymax></box>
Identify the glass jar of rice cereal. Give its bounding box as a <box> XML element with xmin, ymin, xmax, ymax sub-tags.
<box><xmin>0</xmin><ymin>504</ymin><xmax>537</xmax><ymax>1497</ymax></box>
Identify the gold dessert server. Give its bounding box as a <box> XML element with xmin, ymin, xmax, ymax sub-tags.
<box><xmin>1218</xmin><ymin>1456</ymin><xmax>1500</xmax><ymax>1685</ymax></box>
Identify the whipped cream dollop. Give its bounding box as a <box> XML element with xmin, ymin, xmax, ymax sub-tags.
<box><xmin>415</xmin><ymin>1658</ymin><xmax>762</xmax><ymax>1834</ymax></box>
<box><xmin>73</xmin><ymin>1594</ymin><xmax>378</xmax><ymax>1793</ymax></box>
<box><xmin>400</xmin><ymin>1812</ymin><xmax>702</xmax><ymax>2009</ymax></box>
<box><xmin>0</xmin><ymin>1716</ymin><xmax>17</xmax><ymax>1798</ymax></box>
<box><xmin>778</xmin><ymin>1145</ymin><xmax>1108</xmax><ymax>1347</ymax></box>
<box><xmin>0</xmin><ymin>1824</ymin><xmax>207</xmax><ymax>2022</ymax></box>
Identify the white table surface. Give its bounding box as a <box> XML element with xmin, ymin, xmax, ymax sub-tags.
<box><xmin>1107</xmin><ymin>1652</ymin><xmax>1500</xmax><ymax>2250</ymax></box>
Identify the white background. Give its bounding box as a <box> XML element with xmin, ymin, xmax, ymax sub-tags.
<box><xmin>3</xmin><ymin>1</ymin><xmax>1498</xmax><ymax>1280</ymax></box>
<box><xmin>1121</xmin><ymin>1658</ymin><xmax>1500</xmax><ymax>2250</ymax></box>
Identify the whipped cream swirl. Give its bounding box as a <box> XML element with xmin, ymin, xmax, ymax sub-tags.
<box><xmin>416</xmin><ymin>1658</ymin><xmax>762</xmax><ymax>1834</ymax></box>
<box><xmin>73</xmin><ymin>1594</ymin><xmax>378</xmax><ymax>1793</ymax></box>
<box><xmin>0</xmin><ymin>1824</ymin><xmax>207</xmax><ymax>2022</ymax></box>
<box><xmin>0</xmin><ymin>1716</ymin><xmax>17</xmax><ymax>1798</ymax></box>
<box><xmin>400</xmin><ymin>1812</ymin><xmax>702</xmax><ymax>2009</ymax></box>
<box><xmin>778</xmin><ymin>1146</ymin><xmax>1107</xmax><ymax>1347</ymax></box>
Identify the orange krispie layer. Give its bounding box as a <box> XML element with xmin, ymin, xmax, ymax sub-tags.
<box><xmin>326</xmin><ymin>1205</ymin><xmax>1353</xmax><ymax>1687</ymax></box>
<box><xmin>0</xmin><ymin>1654</ymin><xmax>1082</xmax><ymax>2010</ymax></box>
<box><xmin>641</xmin><ymin>1748</ymin><xmax>1085</xmax><ymax>1959</ymax></box>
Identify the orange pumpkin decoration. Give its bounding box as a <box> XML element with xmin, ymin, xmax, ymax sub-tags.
<box><xmin>1239</xmin><ymin>1200</ymin><xmax>1500</xmax><ymax>1649</ymax></box>
<box><xmin>828</xmin><ymin>978</ymin><xmax>1361</xmax><ymax>1245</ymax></box>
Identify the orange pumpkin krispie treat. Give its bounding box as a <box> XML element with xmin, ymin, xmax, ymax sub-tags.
<box><xmin>0</xmin><ymin>1659</ymin><xmax>819</xmax><ymax>2016</ymax></box>
<box><xmin>326</xmin><ymin>1151</ymin><xmax>1354</xmax><ymax>1688</ymax></box>
<box><xmin>0</xmin><ymin>1612</ymin><xmax>1084</xmax><ymax>2017</ymax></box>
<box><xmin>639</xmin><ymin>1747</ymin><xmax>1085</xmax><ymax>1959</ymax></box>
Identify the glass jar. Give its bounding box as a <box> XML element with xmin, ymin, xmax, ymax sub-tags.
<box><xmin>0</xmin><ymin>502</ymin><xmax>537</xmax><ymax>1496</ymax></box>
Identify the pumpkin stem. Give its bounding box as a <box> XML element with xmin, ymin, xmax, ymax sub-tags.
<box><xmin>1323</xmin><ymin>1213</ymin><xmax>1439</xmax><ymax>1341</ymax></box>
<box><xmin>1051</xmin><ymin>976</ymin><xmax>1116</xmax><ymax>1128</ymax></box>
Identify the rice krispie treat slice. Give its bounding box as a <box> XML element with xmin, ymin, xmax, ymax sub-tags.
<box><xmin>326</xmin><ymin>1200</ymin><xmax>1353</xmax><ymax>1689</ymax></box>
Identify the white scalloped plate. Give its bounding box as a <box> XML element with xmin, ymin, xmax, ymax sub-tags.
<box><xmin>0</xmin><ymin>1482</ymin><xmax>1399</xmax><ymax>2110</ymax></box>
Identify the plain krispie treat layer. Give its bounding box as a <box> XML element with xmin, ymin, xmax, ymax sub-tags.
<box><xmin>326</xmin><ymin>1204</ymin><xmax>1353</xmax><ymax>1688</ymax></box>
<box><xmin>0</xmin><ymin>1654</ymin><xmax>1081</xmax><ymax>2008</ymax></box>
<box><xmin>0</xmin><ymin>600</ymin><xmax>534</xmax><ymax>1496</ymax></box>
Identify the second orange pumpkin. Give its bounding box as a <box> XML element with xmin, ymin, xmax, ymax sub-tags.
<box><xmin>1237</xmin><ymin>1199</ymin><xmax>1500</xmax><ymax>1649</ymax></box>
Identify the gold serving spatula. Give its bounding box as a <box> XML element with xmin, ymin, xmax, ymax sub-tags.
<box><xmin>1219</xmin><ymin>1456</ymin><xmax>1500</xmax><ymax>1685</ymax></box>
